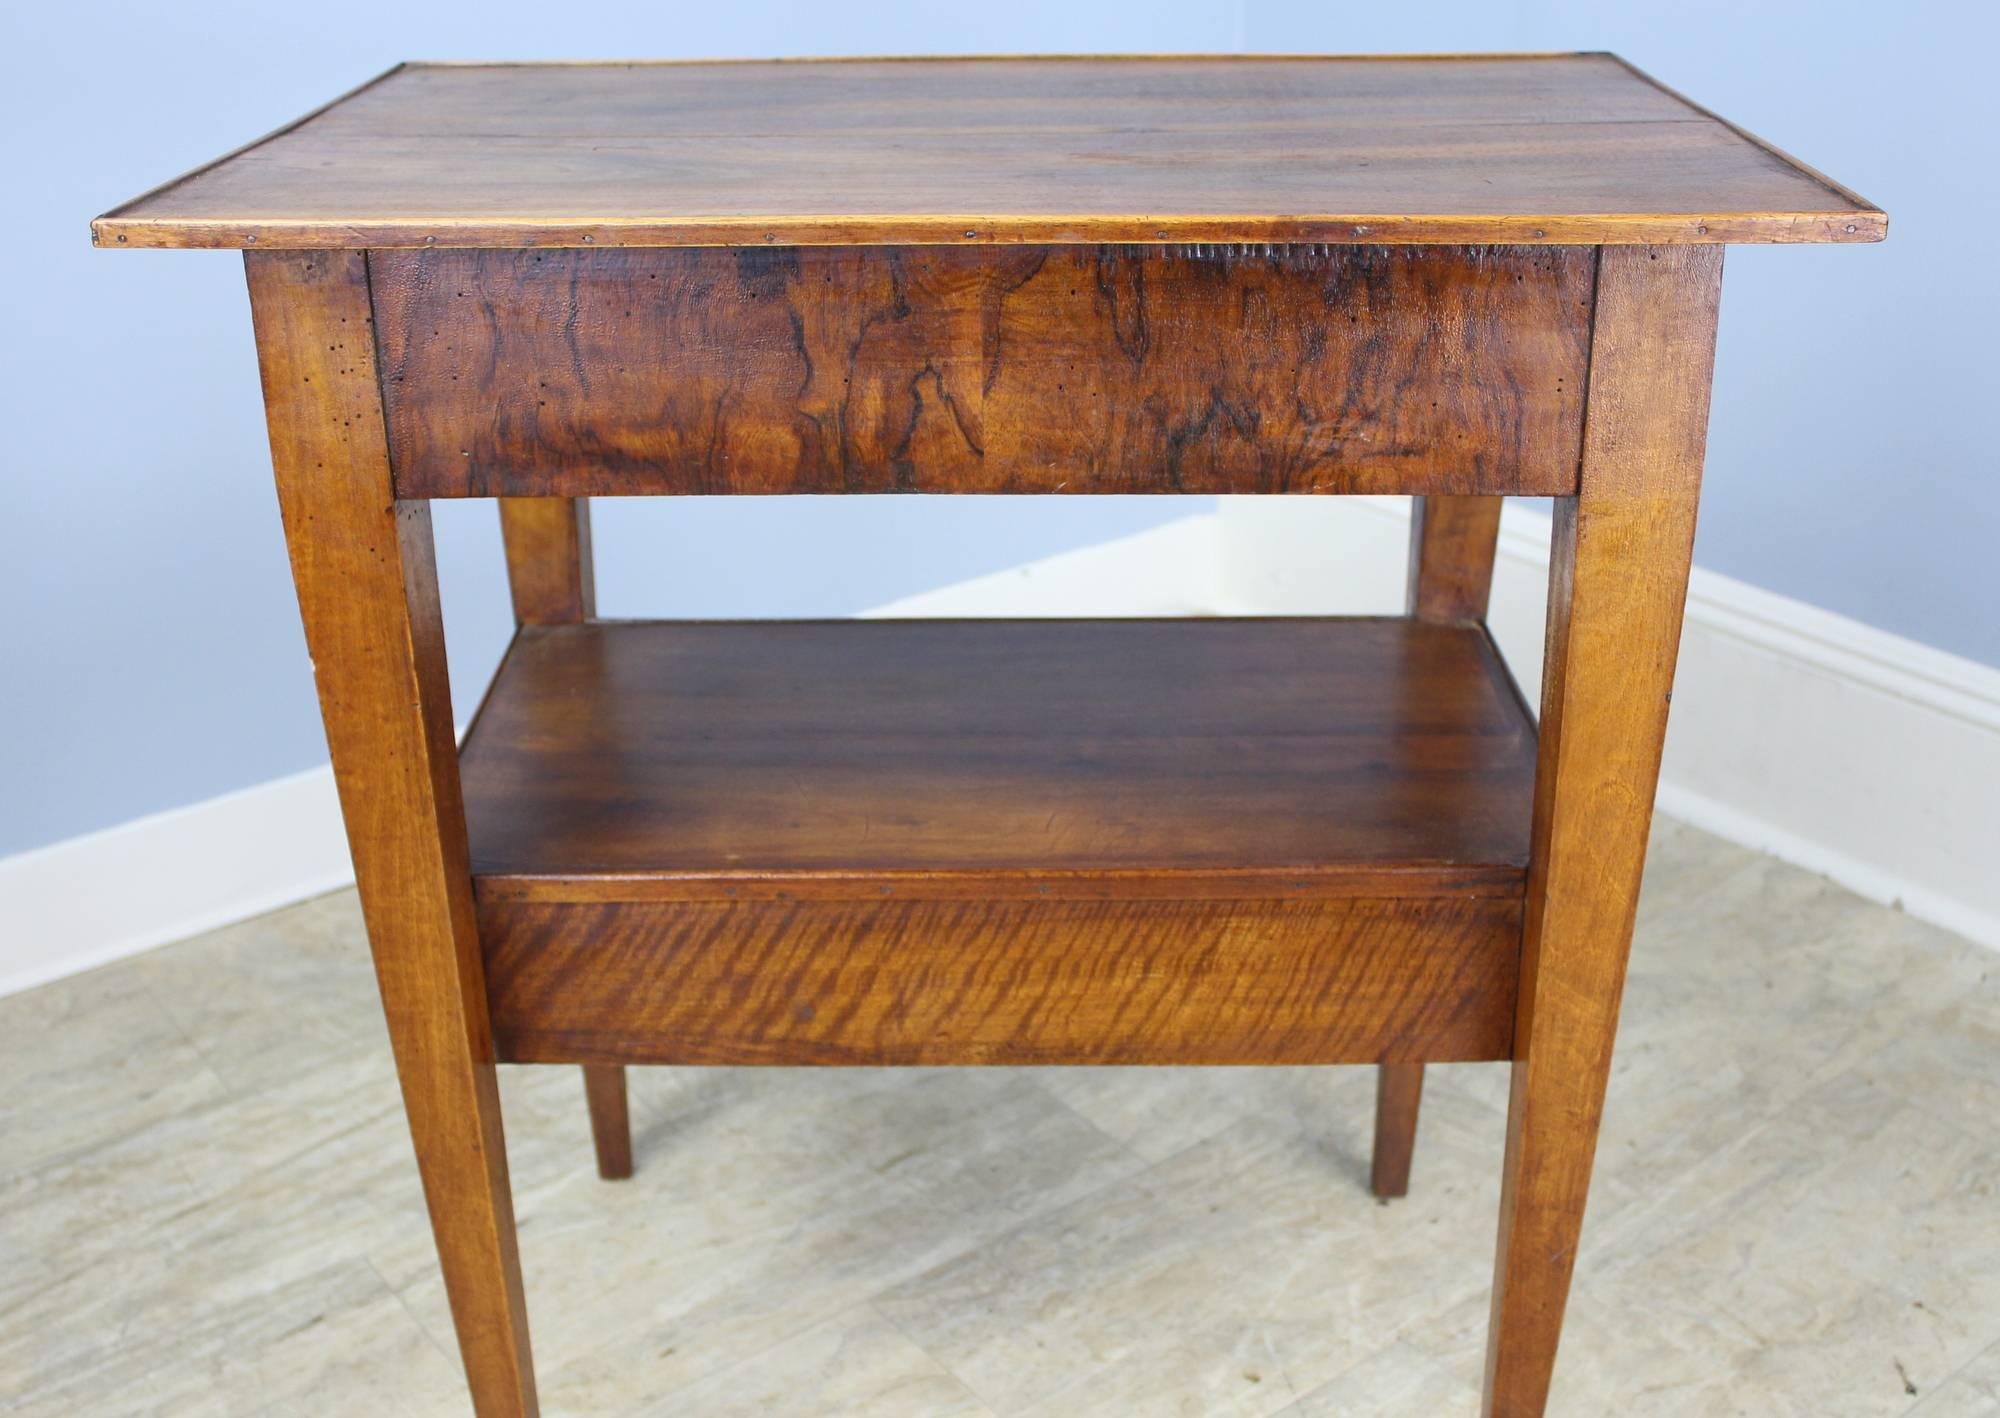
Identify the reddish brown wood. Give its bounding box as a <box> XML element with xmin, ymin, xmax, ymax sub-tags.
<box><xmin>245</xmin><ymin>249</ymin><xmax>537</xmax><ymax>1418</ymax></box>
<box><xmin>466</xmin><ymin>617</ymin><xmax>1529</xmax><ymax>1069</ymax></box>
<box><xmin>1408</xmin><ymin>496</ymin><xmax>1505</xmax><ymax>623</ymax></box>
<box><xmin>1483</xmin><ymin>245</ymin><xmax>1722</xmax><ymax>1417</ymax></box>
<box><xmin>96</xmin><ymin>55</ymin><xmax>1882</xmax><ymax>1418</ymax></box>
<box><xmin>92</xmin><ymin>56</ymin><xmax>1885</xmax><ymax>250</ymax></box>
<box><xmin>369</xmin><ymin>244</ymin><xmax>1593</xmax><ymax>499</ymax></box>
<box><xmin>498</xmin><ymin>498</ymin><xmax>594</xmax><ymax>624</ymax></box>
<box><xmin>1371</xmin><ymin>1062</ymin><xmax>1425</xmax><ymax>1199</ymax></box>
<box><xmin>481</xmin><ymin>894</ymin><xmax>1521</xmax><ymax>1067</ymax></box>
<box><xmin>455</xmin><ymin>618</ymin><xmax>1539</xmax><ymax>895</ymax></box>
<box><xmin>492</xmin><ymin>494</ymin><xmax>624</xmax><ymax>1175</ymax></box>
<box><xmin>1377</xmin><ymin>493</ymin><xmax>1508</xmax><ymax>1191</ymax></box>
<box><xmin>581</xmin><ymin>1065</ymin><xmax>633</xmax><ymax>1180</ymax></box>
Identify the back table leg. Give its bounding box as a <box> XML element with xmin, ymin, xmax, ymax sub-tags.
<box><xmin>1482</xmin><ymin>246</ymin><xmax>1722</xmax><ymax>1416</ymax></box>
<box><xmin>1372</xmin><ymin>494</ymin><xmax>1504</xmax><ymax>1200</ymax></box>
<box><xmin>248</xmin><ymin>250</ymin><xmax>539</xmax><ymax>1418</ymax></box>
<box><xmin>1370</xmin><ymin>1061</ymin><xmax>1425</xmax><ymax>1199</ymax></box>
<box><xmin>582</xmin><ymin>1064</ymin><xmax>635</xmax><ymax>1180</ymax></box>
<box><xmin>499</xmin><ymin>496</ymin><xmax>595</xmax><ymax>625</ymax></box>
<box><xmin>1407</xmin><ymin>495</ymin><xmax>1504</xmax><ymax>626</ymax></box>
<box><xmin>497</xmin><ymin>496</ymin><xmax>636</xmax><ymax>1182</ymax></box>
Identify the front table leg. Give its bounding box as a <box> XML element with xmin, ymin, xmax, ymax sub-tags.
<box><xmin>1484</xmin><ymin>246</ymin><xmax>1721</xmax><ymax>1416</ymax></box>
<box><xmin>246</xmin><ymin>250</ymin><xmax>539</xmax><ymax>1417</ymax></box>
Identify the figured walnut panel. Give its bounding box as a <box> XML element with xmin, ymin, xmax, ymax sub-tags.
<box><xmin>479</xmin><ymin>894</ymin><xmax>1521</xmax><ymax>1066</ymax></box>
<box><xmin>372</xmin><ymin>244</ymin><xmax>1592</xmax><ymax>498</ymax></box>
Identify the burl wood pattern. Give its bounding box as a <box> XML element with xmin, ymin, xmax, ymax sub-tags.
<box><xmin>101</xmin><ymin>49</ymin><xmax>1878</xmax><ymax>1418</ymax></box>
<box><xmin>480</xmin><ymin>894</ymin><xmax>1521</xmax><ymax>1067</ymax></box>
<box><xmin>371</xmin><ymin>244</ymin><xmax>1592</xmax><ymax>499</ymax></box>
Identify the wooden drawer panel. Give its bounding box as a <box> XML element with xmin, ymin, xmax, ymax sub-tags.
<box><xmin>372</xmin><ymin>244</ymin><xmax>1591</xmax><ymax>498</ymax></box>
<box><xmin>479</xmin><ymin>894</ymin><xmax>1522</xmax><ymax>1067</ymax></box>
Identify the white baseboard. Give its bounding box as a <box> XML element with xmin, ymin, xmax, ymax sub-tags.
<box><xmin>0</xmin><ymin>764</ymin><xmax>355</xmax><ymax>997</ymax></box>
<box><xmin>0</xmin><ymin>518</ymin><xmax>1216</xmax><ymax>998</ymax></box>
<box><xmin>4</xmin><ymin>503</ymin><xmax>1993</xmax><ymax>997</ymax></box>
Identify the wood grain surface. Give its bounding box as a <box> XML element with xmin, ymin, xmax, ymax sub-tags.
<box><xmin>1376</xmin><ymin>492</ymin><xmax>1508</xmax><ymax>1203</ymax></box>
<box><xmin>245</xmin><ymin>250</ymin><xmax>539</xmax><ymax>1417</ymax></box>
<box><xmin>1371</xmin><ymin>1061</ymin><xmax>1426</xmax><ymax>1198</ymax></box>
<box><xmin>373</xmin><ymin>244</ymin><xmax>1591</xmax><ymax>498</ymax></box>
<box><xmin>497</xmin><ymin>498</ymin><xmax>593</xmax><ymax>624</ymax></box>
<box><xmin>456</xmin><ymin>618</ymin><xmax>1538</xmax><ymax>897</ymax></box>
<box><xmin>493</xmin><ymin>493</ymin><xmax>618</xmax><ymax>1185</ymax></box>
<box><xmin>579</xmin><ymin>1064</ymin><xmax>632</xmax><ymax>1181</ymax></box>
<box><xmin>93</xmin><ymin>55</ymin><xmax>1884</xmax><ymax>248</ymax></box>
<box><xmin>480</xmin><ymin>894</ymin><xmax>1521</xmax><ymax>1067</ymax></box>
<box><xmin>1483</xmin><ymin>245</ymin><xmax>1723</xmax><ymax>1417</ymax></box>
<box><xmin>1408</xmin><ymin>496</ymin><xmax>1506</xmax><ymax>623</ymax></box>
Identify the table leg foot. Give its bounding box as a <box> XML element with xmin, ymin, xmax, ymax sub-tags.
<box><xmin>1371</xmin><ymin>1063</ymin><xmax>1423</xmax><ymax>1199</ymax></box>
<box><xmin>583</xmin><ymin>1064</ymin><xmax>634</xmax><ymax>1180</ymax></box>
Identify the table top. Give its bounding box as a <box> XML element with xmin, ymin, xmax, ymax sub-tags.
<box><xmin>93</xmin><ymin>54</ymin><xmax>1883</xmax><ymax>250</ymax></box>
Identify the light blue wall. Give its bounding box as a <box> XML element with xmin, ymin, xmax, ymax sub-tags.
<box><xmin>4</xmin><ymin>1</ymin><xmax>1991</xmax><ymax>856</ymax></box>
<box><xmin>3</xmin><ymin>3</ymin><xmax>1231</xmax><ymax>857</ymax></box>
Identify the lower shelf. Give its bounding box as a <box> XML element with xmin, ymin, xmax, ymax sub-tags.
<box><xmin>458</xmin><ymin>618</ymin><xmax>1537</xmax><ymax>1066</ymax></box>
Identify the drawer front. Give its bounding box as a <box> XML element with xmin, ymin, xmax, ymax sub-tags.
<box><xmin>479</xmin><ymin>893</ymin><xmax>1521</xmax><ymax>1067</ymax></box>
<box><xmin>373</xmin><ymin>244</ymin><xmax>1591</xmax><ymax>498</ymax></box>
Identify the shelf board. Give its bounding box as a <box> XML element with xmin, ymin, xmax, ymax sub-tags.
<box><xmin>459</xmin><ymin>618</ymin><xmax>1536</xmax><ymax>903</ymax></box>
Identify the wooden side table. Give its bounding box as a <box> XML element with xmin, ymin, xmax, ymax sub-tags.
<box><xmin>96</xmin><ymin>54</ymin><xmax>1883</xmax><ymax>1417</ymax></box>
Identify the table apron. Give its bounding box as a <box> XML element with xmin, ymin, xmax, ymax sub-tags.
<box><xmin>369</xmin><ymin>244</ymin><xmax>1592</xmax><ymax>499</ymax></box>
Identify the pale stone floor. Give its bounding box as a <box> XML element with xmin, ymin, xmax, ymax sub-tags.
<box><xmin>3</xmin><ymin>819</ymin><xmax>1998</xmax><ymax>1417</ymax></box>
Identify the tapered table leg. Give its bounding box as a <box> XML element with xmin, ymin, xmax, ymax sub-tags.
<box><xmin>495</xmin><ymin>495</ymin><xmax>634</xmax><ymax>1179</ymax></box>
<box><xmin>499</xmin><ymin>495</ymin><xmax>595</xmax><ymax>626</ymax></box>
<box><xmin>1407</xmin><ymin>495</ymin><xmax>1504</xmax><ymax>626</ymax></box>
<box><xmin>248</xmin><ymin>250</ymin><xmax>538</xmax><ymax>1418</ymax></box>
<box><xmin>1371</xmin><ymin>1061</ymin><xmax>1424</xmax><ymax>1199</ymax></box>
<box><xmin>1482</xmin><ymin>245</ymin><xmax>1722</xmax><ymax>1417</ymax></box>
<box><xmin>1376</xmin><ymin>493</ymin><xmax>1506</xmax><ymax>1198</ymax></box>
<box><xmin>582</xmin><ymin>1064</ymin><xmax>635</xmax><ymax>1180</ymax></box>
